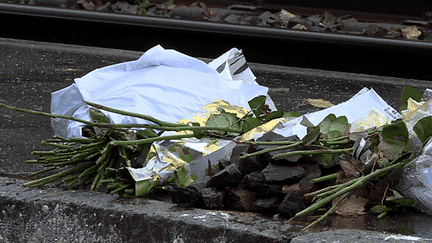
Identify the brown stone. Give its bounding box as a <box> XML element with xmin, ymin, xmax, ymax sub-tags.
<box><xmin>225</xmin><ymin>188</ymin><xmax>257</xmax><ymax>211</ymax></box>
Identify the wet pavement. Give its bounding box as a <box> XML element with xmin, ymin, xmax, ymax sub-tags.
<box><xmin>1</xmin><ymin>37</ymin><xmax>432</xmax><ymax>242</ymax></box>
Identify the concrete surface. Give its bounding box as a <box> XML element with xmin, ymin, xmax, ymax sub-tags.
<box><xmin>1</xmin><ymin>37</ymin><xmax>432</xmax><ymax>242</ymax></box>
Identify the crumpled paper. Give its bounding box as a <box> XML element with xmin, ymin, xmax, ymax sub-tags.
<box><xmin>395</xmin><ymin>88</ymin><xmax>432</xmax><ymax>215</ymax></box>
<box><xmin>50</xmin><ymin>45</ymin><xmax>276</xmax><ymax>196</ymax></box>
<box><xmin>129</xmin><ymin>86</ymin><xmax>404</xmax><ymax>196</ymax></box>
<box><xmin>272</xmin><ymin>87</ymin><xmax>402</xmax><ymax>140</ymax></box>
<box><xmin>51</xmin><ymin>45</ymin><xmax>272</xmax><ymax>139</ymax></box>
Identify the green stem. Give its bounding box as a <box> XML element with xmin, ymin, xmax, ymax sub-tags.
<box><xmin>242</xmin><ymin>140</ymin><xmax>299</xmax><ymax>146</ymax></box>
<box><xmin>26</xmin><ymin>160</ymin><xmax>47</xmax><ymax>164</ymax></box>
<box><xmin>52</xmin><ymin>135</ymin><xmax>98</xmax><ymax>144</ymax></box>
<box><xmin>314</xmin><ymin>179</ymin><xmax>357</xmax><ymax>200</ymax></box>
<box><xmin>301</xmin><ymin>192</ymin><xmax>350</xmax><ymax>231</ymax></box>
<box><xmin>85</xmin><ymin>101</ymin><xmax>185</xmax><ymax>127</ymax></box>
<box><xmin>110</xmin><ymin>134</ymin><xmax>196</xmax><ymax>146</ymax></box>
<box><xmin>63</xmin><ymin>175</ymin><xmax>79</xmax><ymax>183</ymax></box>
<box><xmin>41</xmin><ymin>141</ymin><xmax>77</xmax><ymax>149</ymax></box>
<box><xmin>91</xmin><ymin>154</ymin><xmax>115</xmax><ymax>191</ymax></box>
<box><xmin>311</xmin><ymin>172</ymin><xmax>340</xmax><ymax>184</ymax></box>
<box><xmin>303</xmin><ymin>184</ymin><xmax>341</xmax><ymax>200</ymax></box>
<box><xmin>109</xmin><ymin>183</ymin><xmax>130</xmax><ymax>195</ymax></box>
<box><xmin>319</xmin><ymin>136</ymin><xmax>348</xmax><ymax>142</ymax></box>
<box><xmin>324</xmin><ymin>140</ymin><xmax>352</xmax><ymax>146</ymax></box>
<box><xmin>28</xmin><ymin>167</ymin><xmax>56</xmax><ymax>177</ymax></box>
<box><xmin>273</xmin><ymin>147</ymin><xmax>353</xmax><ymax>159</ymax></box>
<box><xmin>0</xmin><ymin>102</ymin><xmax>94</xmax><ymax>125</ymax></box>
<box><xmin>23</xmin><ymin>162</ymin><xmax>93</xmax><ymax>187</ymax></box>
<box><xmin>32</xmin><ymin>150</ymin><xmax>58</xmax><ymax>156</ymax></box>
<box><xmin>37</xmin><ymin>154</ymin><xmax>70</xmax><ymax>162</ymax></box>
<box><xmin>84</xmin><ymin>122</ymin><xmax>244</xmax><ymax>134</ymax></box>
<box><xmin>239</xmin><ymin>141</ymin><xmax>303</xmax><ymax>160</ymax></box>
<box><xmin>96</xmin><ymin>155</ymin><xmax>116</xmax><ymax>190</ymax></box>
<box><xmin>77</xmin><ymin>164</ymin><xmax>99</xmax><ymax>180</ymax></box>
<box><xmin>288</xmin><ymin>162</ymin><xmax>401</xmax><ymax>223</ymax></box>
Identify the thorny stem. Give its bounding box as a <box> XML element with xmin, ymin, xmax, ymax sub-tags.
<box><xmin>0</xmin><ymin>102</ymin><xmax>94</xmax><ymax>125</ymax></box>
<box><xmin>303</xmin><ymin>184</ymin><xmax>340</xmax><ymax>200</ymax></box>
<box><xmin>242</xmin><ymin>140</ymin><xmax>299</xmax><ymax>146</ymax></box>
<box><xmin>0</xmin><ymin>101</ymin><xmax>244</xmax><ymax>136</ymax></box>
<box><xmin>301</xmin><ymin>192</ymin><xmax>350</xmax><ymax>231</ymax></box>
<box><xmin>28</xmin><ymin>167</ymin><xmax>56</xmax><ymax>177</ymax></box>
<box><xmin>314</xmin><ymin>179</ymin><xmax>357</xmax><ymax>200</ymax></box>
<box><xmin>288</xmin><ymin>162</ymin><xmax>403</xmax><ymax>223</ymax></box>
<box><xmin>273</xmin><ymin>147</ymin><xmax>353</xmax><ymax>159</ymax></box>
<box><xmin>239</xmin><ymin>141</ymin><xmax>303</xmax><ymax>160</ymax></box>
<box><xmin>310</xmin><ymin>172</ymin><xmax>340</xmax><ymax>184</ymax></box>
<box><xmin>85</xmin><ymin>101</ymin><xmax>185</xmax><ymax>127</ymax></box>
<box><xmin>23</xmin><ymin>162</ymin><xmax>93</xmax><ymax>187</ymax></box>
<box><xmin>110</xmin><ymin>134</ymin><xmax>196</xmax><ymax>146</ymax></box>
<box><xmin>91</xmin><ymin>123</ymin><xmax>244</xmax><ymax>134</ymax></box>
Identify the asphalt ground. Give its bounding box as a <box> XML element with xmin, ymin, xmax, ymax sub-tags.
<box><xmin>1</xmin><ymin>37</ymin><xmax>432</xmax><ymax>242</ymax></box>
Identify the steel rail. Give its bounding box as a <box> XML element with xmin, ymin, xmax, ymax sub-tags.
<box><xmin>1</xmin><ymin>3</ymin><xmax>432</xmax><ymax>53</ymax></box>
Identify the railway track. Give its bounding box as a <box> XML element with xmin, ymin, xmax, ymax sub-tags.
<box><xmin>1</xmin><ymin>1</ymin><xmax>432</xmax><ymax>80</ymax></box>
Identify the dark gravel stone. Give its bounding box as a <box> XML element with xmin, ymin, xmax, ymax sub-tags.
<box><xmin>255</xmin><ymin>132</ymin><xmax>302</xmax><ymax>163</ymax></box>
<box><xmin>261</xmin><ymin>163</ymin><xmax>305</xmax><ymax>184</ymax></box>
<box><xmin>32</xmin><ymin>0</ymin><xmax>70</xmax><ymax>8</ymax></box>
<box><xmin>253</xmin><ymin>197</ymin><xmax>280</xmax><ymax>213</ymax></box>
<box><xmin>365</xmin><ymin>24</ymin><xmax>388</xmax><ymax>37</ymax></box>
<box><xmin>111</xmin><ymin>1</ymin><xmax>139</xmax><ymax>14</ymax></box>
<box><xmin>167</xmin><ymin>185</ymin><xmax>201</xmax><ymax>208</ymax></box>
<box><xmin>230</xmin><ymin>144</ymin><xmax>255</xmax><ymax>163</ymax></box>
<box><xmin>258</xmin><ymin>11</ymin><xmax>273</xmax><ymax>22</ymax></box>
<box><xmin>305</xmin><ymin>14</ymin><xmax>322</xmax><ymax>27</ymax></box>
<box><xmin>201</xmin><ymin>187</ymin><xmax>225</xmax><ymax>209</ymax></box>
<box><xmin>243</xmin><ymin>171</ymin><xmax>265</xmax><ymax>189</ymax></box>
<box><xmin>209</xmin><ymin>16</ymin><xmax>223</xmax><ymax>22</ymax></box>
<box><xmin>300</xmin><ymin>162</ymin><xmax>321</xmax><ymax>181</ymax></box>
<box><xmin>206</xmin><ymin>164</ymin><xmax>242</xmax><ymax>188</ymax></box>
<box><xmin>168</xmin><ymin>6</ymin><xmax>205</xmax><ymax>21</ymax></box>
<box><xmin>237</xmin><ymin>154</ymin><xmax>267</xmax><ymax>176</ymax></box>
<box><xmin>218</xmin><ymin>158</ymin><xmax>232</xmax><ymax>170</ymax></box>
<box><xmin>278</xmin><ymin>190</ymin><xmax>305</xmax><ymax>218</ymax></box>
<box><xmin>187</xmin><ymin>175</ymin><xmax>210</xmax><ymax>192</ymax></box>
<box><xmin>285</xmin><ymin>16</ymin><xmax>303</xmax><ymax>28</ymax></box>
<box><xmin>224</xmin><ymin>14</ymin><xmax>239</xmax><ymax>24</ymax></box>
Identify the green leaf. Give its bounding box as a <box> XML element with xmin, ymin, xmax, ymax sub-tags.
<box><xmin>176</xmin><ymin>166</ymin><xmax>189</xmax><ymax>187</ymax></box>
<box><xmin>400</xmin><ymin>86</ymin><xmax>422</xmax><ymax>111</ymax></box>
<box><xmin>318</xmin><ymin>114</ymin><xmax>348</xmax><ymax>140</ymax></box>
<box><xmin>370</xmin><ymin>204</ymin><xmax>392</xmax><ymax>214</ymax></box>
<box><xmin>189</xmin><ymin>122</ymin><xmax>205</xmax><ymax>139</ymax></box>
<box><xmin>241</xmin><ymin>117</ymin><xmax>261</xmax><ymax>133</ymax></box>
<box><xmin>386</xmin><ymin>189</ymin><xmax>415</xmax><ymax>207</ymax></box>
<box><xmin>175</xmin><ymin>166</ymin><xmax>196</xmax><ymax>187</ymax></box>
<box><xmin>88</xmin><ymin>108</ymin><xmax>111</xmax><ymax>123</ymax></box>
<box><xmin>206</xmin><ymin>108</ymin><xmax>241</xmax><ymax>135</ymax></box>
<box><xmin>315</xmin><ymin>153</ymin><xmax>334</xmax><ymax>167</ymax></box>
<box><xmin>378</xmin><ymin>139</ymin><xmax>405</xmax><ymax>161</ymax></box>
<box><xmin>413</xmin><ymin>116</ymin><xmax>432</xmax><ymax>143</ymax></box>
<box><xmin>377</xmin><ymin>158</ymin><xmax>390</xmax><ymax>168</ymax></box>
<box><xmin>135</xmin><ymin>179</ymin><xmax>158</xmax><ymax>197</ymax></box>
<box><xmin>381</xmin><ymin>120</ymin><xmax>409</xmax><ymax>147</ymax></box>
<box><xmin>302</xmin><ymin>126</ymin><xmax>320</xmax><ymax>145</ymax></box>
<box><xmin>388</xmin><ymin>198</ymin><xmax>415</xmax><ymax>207</ymax></box>
<box><xmin>300</xmin><ymin>116</ymin><xmax>315</xmax><ymax>128</ymax></box>
<box><xmin>284</xmin><ymin>111</ymin><xmax>301</xmax><ymax>118</ymax></box>
<box><xmin>136</xmin><ymin>128</ymin><xmax>158</xmax><ymax>139</ymax></box>
<box><xmin>248</xmin><ymin>95</ymin><xmax>266</xmax><ymax>118</ymax></box>
<box><xmin>262</xmin><ymin>110</ymin><xmax>284</xmax><ymax>123</ymax></box>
